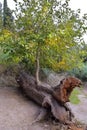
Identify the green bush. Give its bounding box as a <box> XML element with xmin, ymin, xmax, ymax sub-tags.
<box><xmin>68</xmin><ymin>62</ymin><xmax>87</xmax><ymax>81</ymax></box>
<box><xmin>69</xmin><ymin>88</ymin><xmax>80</xmax><ymax>104</ymax></box>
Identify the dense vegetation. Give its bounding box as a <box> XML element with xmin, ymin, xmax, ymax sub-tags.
<box><xmin>0</xmin><ymin>0</ymin><xmax>87</xmax><ymax>79</ymax></box>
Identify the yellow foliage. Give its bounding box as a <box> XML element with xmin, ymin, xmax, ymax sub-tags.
<box><xmin>53</xmin><ymin>60</ymin><xmax>67</xmax><ymax>71</ymax></box>
<box><xmin>2</xmin><ymin>29</ymin><xmax>13</xmax><ymax>37</ymax></box>
<box><xmin>0</xmin><ymin>29</ymin><xmax>13</xmax><ymax>42</ymax></box>
<box><xmin>45</xmin><ymin>36</ymin><xmax>61</xmax><ymax>46</ymax></box>
<box><xmin>0</xmin><ymin>36</ymin><xmax>4</xmax><ymax>42</ymax></box>
<box><xmin>52</xmin><ymin>58</ymin><xmax>74</xmax><ymax>71</ymax></box>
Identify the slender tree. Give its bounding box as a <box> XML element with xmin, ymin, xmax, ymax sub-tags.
<box><xmin>0</xmin><ymin>0</ymin><xmax>87</xmax><ymax>83</ymax></box>
<box><xmin>0</xmin><ymin>2</ymin><xmax>2</xmax><ymax>28</ymax></box>
<box><xmin>3</xmin><ymin>0</ymin><xmax>7</xmax><ymax>27</ymax></box>
<box><xmin>3</xmin><ymin>0</ymin><xmax>14</xmax><ymax>29</ymax></box>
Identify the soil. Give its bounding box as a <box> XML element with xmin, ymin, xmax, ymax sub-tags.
<box><xmin>0</xmin><ymin>87</ymin><xmax>49</xmax><ymax>130</ymax></box>
<box><xmin>0</xmin><ymin>67</ymin><xmax>87</xmax><ymax>130</ymax></box>
<box><xmin>0</xmin><ymin>86</ymin><xmax>86</xmax><ymax>130</ymax></box>
<box><xmin>68</xmin><ymin>86</ymin><xmax>87</xmax><ymax>125</ymax></box>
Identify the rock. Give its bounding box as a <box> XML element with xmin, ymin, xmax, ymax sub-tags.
<box><xmin>47</xmin><ymin>71</ymin><xmax>68</xmax><ymax>87</ymax></box>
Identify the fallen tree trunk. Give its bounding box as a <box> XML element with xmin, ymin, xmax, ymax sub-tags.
<box><xmin>16</xmin><ymin>71</ymin><xmax>82</xmax><ymax>123</ymax></box>
<box><xmin>53</xmin><ymin>76</ymin><xmax>82</xmax><ymax>104</ymax></box>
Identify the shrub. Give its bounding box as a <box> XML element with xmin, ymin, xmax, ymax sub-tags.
<box><xmin>68</xmin><ymin>62</ymin><xmax>87</xmax><ymax>81</ymax></box>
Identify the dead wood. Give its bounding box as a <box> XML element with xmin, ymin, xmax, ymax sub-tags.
<box><xmin>16</xmin><ymin>71</ymin><xmax>82</xmax><ymax>123</ymax></box>
<box><xmin>53</xmin><ymin>76</ymin><xmax>82</xmax><ymax>104</ymax></box>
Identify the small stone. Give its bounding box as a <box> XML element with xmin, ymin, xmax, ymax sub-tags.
<box><xmin>44</xmin><ymin>124</ymin><xmax>48</xmax><ymax>128</ymax></box>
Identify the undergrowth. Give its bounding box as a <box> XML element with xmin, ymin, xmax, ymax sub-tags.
<box><xmin>70</xmin><ymin>88</ymin><xmax>81</xmax><ymax>104</ymax></box>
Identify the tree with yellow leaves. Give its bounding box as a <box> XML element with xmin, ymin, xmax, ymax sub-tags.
<box><xmin>0</xmin><ymin>0</ymin><xmax>87</xmax><ymax>83</ymax></box>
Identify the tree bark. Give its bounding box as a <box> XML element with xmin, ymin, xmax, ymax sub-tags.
<box><xmin>35</xmin><ymin>49</ymin><xmax>40</xmax><ymax>85</ymax></box>
<box><xmin>53</xmin><ymin>76</ymin><xmax>82</xmax><ymax>104</ymax></box>
<box><xmin>16</xmin><ymin>71</ymin><xmax>82</xmax><ymax>123</ymax></box>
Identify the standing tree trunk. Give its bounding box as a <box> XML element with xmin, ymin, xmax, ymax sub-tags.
<box><xmin>35</xmin><ymin>46</ymin><xmax>40</xmax><ymax>85</ymax></box>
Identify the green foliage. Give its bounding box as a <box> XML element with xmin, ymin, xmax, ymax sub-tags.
<box><xmin>0</xmin><ymin>0</ymin><xmax>87</xmax><ymax>73</ymax></box>
<box><xmin>70</xmin><ymin>88</ymin><xmax>80</xmax><ymax>104</ymax></box>
<box><xmin>0</xmin><ymin>2</ymin><xmax>2</xmax><ymax>28</ymax></box>
<box><xmin>3</xmin><ymin>0</ymin><xmax>14</xmax><ymax>30</ymax></box>
<box><xmin>69</xmin><ymin>63</ymin><xmax>87</xmax><ymax>81</ymax></box>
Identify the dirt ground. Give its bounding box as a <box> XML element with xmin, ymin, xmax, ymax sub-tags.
<box><xmin>0</xmin><ymin>87</ymin><xmax>51</xmax><ymax>130</ymax></box>
<box><xmin>0</xmin><ymin>86</ymin><xmax>87</xmax><ymax>130</ymax></box>
<box><xmin>0</xmin><ymin>65</ymin><xmax>87</xmax><ymax>130</ymax></box>
<box><xmin>68</xmin><ymin>94</ymin><xmax>87</xmax><ymax>124</ymax></box>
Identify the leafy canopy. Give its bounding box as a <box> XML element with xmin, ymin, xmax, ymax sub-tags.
<box><xmin>0</xmin><ymin>0</ymin><xmax>87</xmax><ymax>72</ymax></box>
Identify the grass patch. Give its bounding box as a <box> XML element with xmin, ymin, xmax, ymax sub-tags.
<box><xmin>69</xmin><ymin>88</ymin><xmax>81</xmax><ymax>104</ymax></box>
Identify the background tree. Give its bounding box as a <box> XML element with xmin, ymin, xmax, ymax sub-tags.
<box><xmin>3</xmin><ymin>0</ymin><xmax>14</xmax><ymax>30</ymax></box>
<box><xmin>0</xmin><ymin>2</ymin><xmax>2</xmax><ymax>28</ymax></box>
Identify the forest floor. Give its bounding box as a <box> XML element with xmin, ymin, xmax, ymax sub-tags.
<box><xmin>0</xmin><ymin>85</ymin><xmax>87</xmax><ymax>130</ymax></box>
<box><xmin>67</xmin><ymin>86</ymin><xmax>87</xmax><ymax>124</ymax></box>
<box><xmin>0</xmin><ymin>67</ymin><xmax>87</xmax><ymax>130</ymax></box>
<box><xmin>0</xmin><ymin>87</ymin><xmax>49</xmax><ymax>130</ymax></box>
